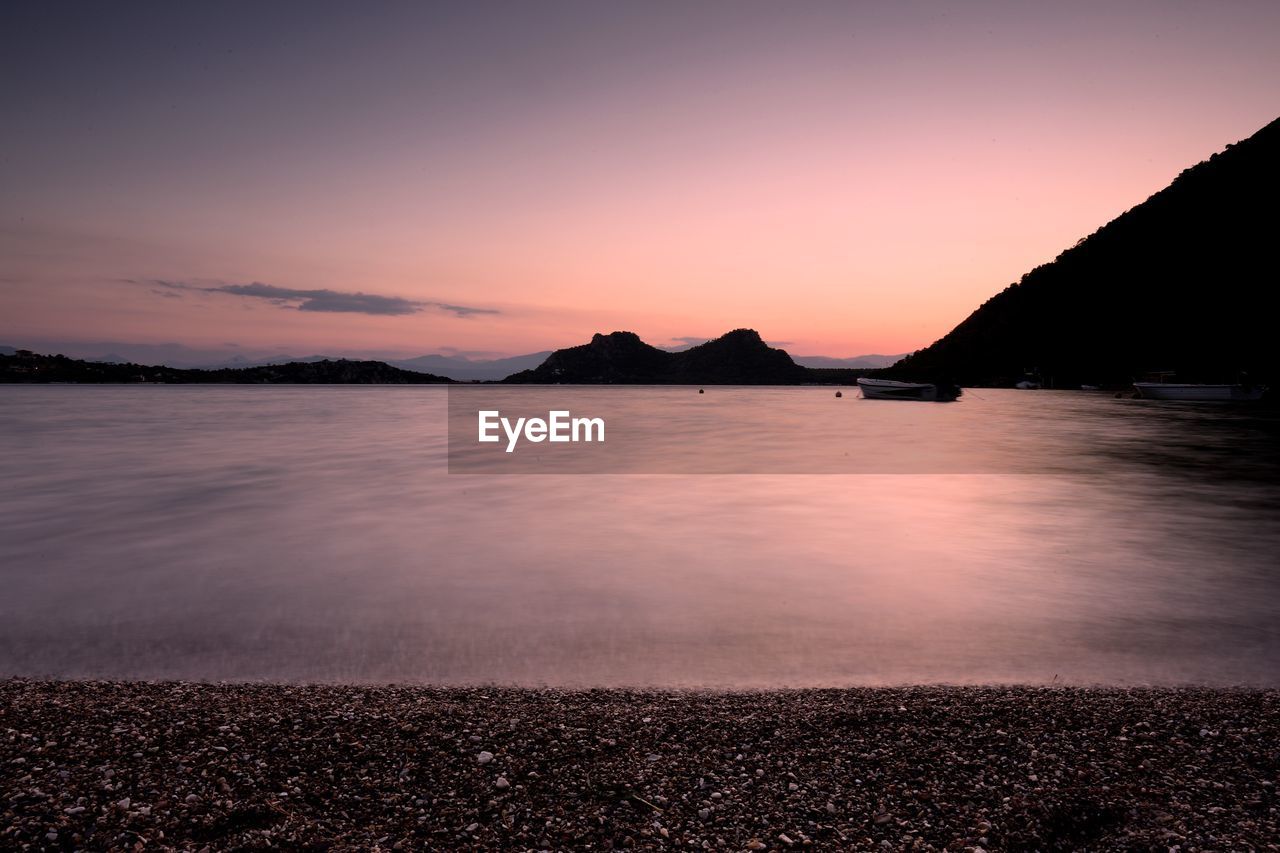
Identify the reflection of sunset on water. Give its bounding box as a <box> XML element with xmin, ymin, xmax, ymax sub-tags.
<box><xmin>3</xmin><ymin>387</ymin><xmax>1275</xmax><ymax>686</ymax></box>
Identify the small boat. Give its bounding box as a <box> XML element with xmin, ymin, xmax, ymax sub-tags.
<box><xmin>1080</xmin><ymin>384</ymin><xmax>1101</xmax><ymax>391</ymax></box>
<box><xmin>857</xmin><ymin>377</ymin><xmax>961</xmax><ymax>402</ymax></box>
<box><xmin>1133</xmin><ymin>382</ymin><xmax>1266</xmax><ymax>401</ymax></box>
<box><xmin>1015</xmin><ymin>379</ymin><xmax>1041</xmax><ymax>390</ymax></box>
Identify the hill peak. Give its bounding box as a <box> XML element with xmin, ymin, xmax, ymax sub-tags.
<box><xmin>504</xmin><ymin>329</ymin><xmax>810</xmax><ymax>384</ymax></box>
<box><xmin>891</xmin><ymin>114</ymin><xmax>1280</xmax><ymax>386</ymax></box>
<box><xmin>699</xmin><ymin>329</ymin><xmax>767</xmax><ymax>348</ymax></box>
<box><xmin>587</xmin><ymin>331</ymin><xmax>650</xmax><ymax>349</ymax></box>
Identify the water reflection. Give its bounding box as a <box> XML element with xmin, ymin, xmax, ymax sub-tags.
<box><xmin>0</xmin><ymin>387</ymin><xmax>1276</xmax><ymax>686</ymax></box>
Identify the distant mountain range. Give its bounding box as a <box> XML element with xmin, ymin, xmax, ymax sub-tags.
<box><xmin>0</xmin><ymin>351</ymin><xmax>453</xmax><ymax>384</ymax></box>
<box><xmin>890</xmin><ymin>115</ymin><xmax>1280</xmax><ymax>387</ymax></box>
<box><xmin>174</xmin><ymin>351</ymin><xmax>554</xmax><ymax>381</ymax></box>
<box><xmin>0</xmin><ymin>341</ymin><xmax>900</xmax><ymax>381</ymax></box>
<box><xmin>0</xmin><ymin>342</ymin><xmax>543</xmax><ymax>380</ymax></box>
<box><xmin>1</xmin><ymin>343</ymin><xmax>881</xmax><ymax>385</ymax></box>
<box><xmin>501</xmin><ymin>329</ymin><xmax>862</xmax><ymax>384</ymax></box>
<box><xmin>793</xmin><ymin>353</ymin><xmax>905</xmax><ymax>370</ymax></box>
<box><xmin>385</xmin><ymin>352</ymin><xmax>553</xmax><ymax>381</ymax></box>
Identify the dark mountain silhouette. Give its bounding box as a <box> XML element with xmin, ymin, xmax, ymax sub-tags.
<box><xmin>503</xmin><ymin>329</ymin><xmax>822</xmax><ymax>384</ymax></box>
<box><xmin>0</xmin><ymin>351</ymin><xmax>454</xmax><ymax>384</ymax></box>
<box><xmin>888</xmin><ymin>116</ymin><xmax>1280</xmax><ymax>387</ymax></box>
<box><xmin>505</xmin><ymin>331</ymin><xmax>671</xmax><ymax>383</ymax></box>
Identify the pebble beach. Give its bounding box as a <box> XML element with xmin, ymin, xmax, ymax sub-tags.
<box><xmin>2</xmin><ymin>680</ymin><xmax>1277</xmax><ymax>851</ymax></box>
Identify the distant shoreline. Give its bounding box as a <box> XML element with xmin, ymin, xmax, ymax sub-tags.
<box><xmin>3</xmin><ymin>679</ymin><xmax>1275</xmax><ymax>850</ymax></box>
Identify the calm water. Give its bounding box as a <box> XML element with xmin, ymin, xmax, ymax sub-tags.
<box><xmin>1</xmin><ymin>386</ymin><xmax>1278</xmax><ymax>686</ymax></box>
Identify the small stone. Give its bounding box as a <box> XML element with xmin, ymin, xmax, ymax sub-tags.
<box><xmin>495</xmin><ymin>776</ymin><xmax>510</xmax><ymax>789</ymax></box>
<box><xmin>477</xmin><ymin>751</ymin><xmax>494</xmax><ymax>764</ymax></box>
<box><xmin>698</xmin><ymin>808</ymin><xmax>711</xmax><ymax>820</ymax></box>
<box><xmin>116</xmin><ymin>797</ymin><xmax>131</xmax><ymax>810</ymax></box>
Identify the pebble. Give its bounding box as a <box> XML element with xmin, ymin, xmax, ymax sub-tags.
<box><xmin>1</xmin><ymin>680</ymin><xmax>1275</xmax><ymax>850</ymax></box>
<box><xmin>477</xmin><ymin>751</ymin><xmax>494</xmax><ymax>764</ymax></box>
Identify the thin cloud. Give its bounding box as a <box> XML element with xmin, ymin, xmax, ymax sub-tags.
<box><xmin>145</xmin><ymin>279</ymin><xmax>496</xmax><ymax>318</ymax></box>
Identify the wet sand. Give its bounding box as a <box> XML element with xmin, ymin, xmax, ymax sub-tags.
<box><xmin>2</xmin><ymin>680</ymin><xmax>1277</xmax><ymax>851</ymax></box>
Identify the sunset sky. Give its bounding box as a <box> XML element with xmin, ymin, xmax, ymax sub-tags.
<box><xmin>3</xmin><ymin>1</ymin><xmax>1279</xmax><ymax>361</ymax></box>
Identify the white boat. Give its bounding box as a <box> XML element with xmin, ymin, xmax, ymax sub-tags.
<box><xmin>857</xmin><ymin>377</ymin><xmax>960</xmax><ymax>402</ymax></box>
<box><xmin>1133</xmin><ymin>382</ymin><xmax>1266</xmax><ymax>401</ymax></box>
<box><xmin>1015</xmin><ymin>379</ymin><xmax>1041</xmax><ymax>390</ymax></box>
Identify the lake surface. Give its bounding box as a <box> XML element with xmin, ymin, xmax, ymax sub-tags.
<box><xmin>1</xmin><ymin>386</ymin><xmax>1278</xmax><ymax>686</ymax></box>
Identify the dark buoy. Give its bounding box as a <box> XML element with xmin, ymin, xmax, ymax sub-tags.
<box><xmin>835</xmin><ymin>391</ymin><xmax>843</xmax><ymax>398</ymax></box>
<box><xmin>698</xmin><ymin>388</ymin><xmax>704</xmax><ymax>394</ymax></box>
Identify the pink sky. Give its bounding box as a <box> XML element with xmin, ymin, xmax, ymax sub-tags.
<box><xmin>3</xmin><ymin>2</ymin><xmax>1279</xmax><ymax>359</ymax></box>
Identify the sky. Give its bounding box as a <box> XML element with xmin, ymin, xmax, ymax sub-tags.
<box><xmin>3</xmin><ymin>1</ymin><xmax>1279</xmax><ymax>361</ymax></box>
